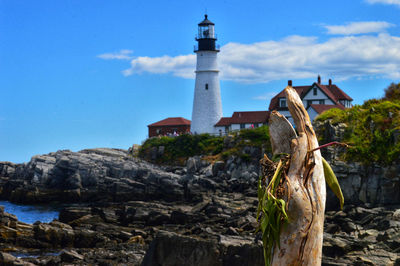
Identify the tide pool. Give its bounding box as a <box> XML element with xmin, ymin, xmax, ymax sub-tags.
<box><xmin>0</xmin><ymin>200</ymin><xmax>60</xmax><ymax>224</ymax></box>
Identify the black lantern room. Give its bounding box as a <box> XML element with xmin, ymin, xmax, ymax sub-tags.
<box><xmin>195</xmin><ymin>15</ymin><xmax>219</xmax><ymax>52</ymax></box>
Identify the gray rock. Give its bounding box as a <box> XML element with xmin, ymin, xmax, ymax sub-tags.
<box><xmin>0</xmin><ymin>148</ymin><xmax>185</xmax><ymax>203</ymax></box>
<box><xmin>60</xmin><ymin>249</ymin><xmax>84</xmax><ymax>262</ymax></box>
<box><xmin>212</xmin><ymin>161</ymin><xmax>225</xmax><ymax>176</ymax></box>
<box><xmin>142</xmin><ymin>230</ymin><xmax>263</xmax><ymax>266</ymax></box>
<box><xmin>186</xmin><ymin>157</ymin><xmax>198</xmax><ymax>174</ymax></box>
<box><xmin>0</xmin><ymin>251</ymin><xmax>36</xmax><ymax>266</ymax></box>
<box><xmin>392</xmin><ymin>209</ymin><xmax>400</xmax><ymax>221</ymax></box>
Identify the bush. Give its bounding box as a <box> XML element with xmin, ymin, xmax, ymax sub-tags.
<box><xmin>139</xmin><ymin>133</ymin><xmax>225</xmax><ymax>164</ymax></box>
<box><xmin>139</xmin><ymin>125</ymin><xmax>272</xmax><ymax>165</ymax></box>
<box><xmin>238</xmin><ymin>125</ymin><xmax>270</xmax><ymax>146</ymax></box>
<box><xmin>316</xmin><ymin>97</ymin><xmax>400</xmax><ymax>165</ymax></box>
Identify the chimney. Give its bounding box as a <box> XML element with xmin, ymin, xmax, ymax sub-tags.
<box><xmin>288</xmin><ymin>80</ymin><xmax>292</xmax><ymax>86</ymax></box>
<box><xmin>317</xmin><ymin>75</ymin><xmax>321</xmax><ymax>84</ymax></box>
<box><xmin>329</xmin><ymin>79</ymin><xmax>332</xmax><ymax>86</ymax></box>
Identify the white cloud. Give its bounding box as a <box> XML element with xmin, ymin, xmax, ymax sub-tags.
<box><xmin>97</xmin><ymin>49</ymin><xmax>134</xmax><ymax>60</ymax></box>
<box><xmin>121</xmin><ymin>54</ymin><xmax>196</xmax><ymax>78</ymax></box>
<box><xmin>253</xmin><ymin>92</ymin><xmax>279</xmax><ymax>101</ymax></box>
<box><xmin>365</xmin><ymin>0</ymin><xmax>400</xmax><ymax>7</ymax></box>
<box><xmin>324</xmin><ymin>21</ymin><xmax>394</xmax><ymax>35</ymax></box>
<box><xmin>104</xmin><ymin>32</ymin><xmax>400</xmax><ymax>83</ymax></box>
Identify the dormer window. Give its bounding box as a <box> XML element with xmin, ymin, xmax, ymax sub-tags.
<box><xmin>279</xmin><ymin>98</ymin><xmax>287</xmax><ymax>107</ymax></box>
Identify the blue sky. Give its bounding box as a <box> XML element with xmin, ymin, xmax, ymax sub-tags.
<box><xmin>1</xmin><ymin>0</ymin><xmax>399</xmax><ymax>163</ymax></box>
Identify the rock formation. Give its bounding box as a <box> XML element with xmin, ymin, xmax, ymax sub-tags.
<box><xmin>0</xmin><ymin>146</ymin><xmax>399</xmax><ymax>265</ymax></box>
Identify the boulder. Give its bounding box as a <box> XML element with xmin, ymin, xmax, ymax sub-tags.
<box><xmin>142</xmin><ymin>230</ymin><xmax>263</xmax><ymax>266</ymax></box>
<box><xmin>212</xmin><ymin>161</ymin><xmax>225</xmax><ymax>176</ymax></box>
<box><xmin>0</xmin><ymin>251</ymin><xmax>36</xmax><ymax>266</ymax></box>
<box><xmin>60</xmin><ymin>249</ymin><xmax>84</xmax><ymax>262</ymax></box>
<box><xmin>33</xmin><ymin>221</ymin><xmax>74</xmax><ymax>247</ymax></box>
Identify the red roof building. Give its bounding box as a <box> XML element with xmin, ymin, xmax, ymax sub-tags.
<box><xmin>269</xmin><ymin>76</ymin><xmax>353</xmax><ymax>122</ymax></box>
<box><xmin>215</xmin><ymin>111</ymin><xmax>270</xmax><ymax>135</ymax></box>
<box><xmin>148</xmin><ymin>117</ymin><xmax>191</xmax><ymax>137</ymax></box>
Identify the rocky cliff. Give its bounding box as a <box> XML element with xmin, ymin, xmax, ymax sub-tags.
<box><xmin>0</xmin><ymin>148</ymin><xmax>185</xmax><ymax>204</ymax></box>
<box><xmin>0</xmin><ymin>145</ymin><xmax>399</xmax><ymax>265</ymax></box>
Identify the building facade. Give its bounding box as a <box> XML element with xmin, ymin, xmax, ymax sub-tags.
<box><xmin>148</xmin><ymin>117</ymin><xmax>191</xmax><ymax>138</ymax></box>
<box><xmin>215</xmin><ymin>111</ymin><xmax>269</xmax><ymax>135</ymax></box>
<box><xmin>269</xmin><ymin>76</ymin><xmax>353</xmax><ymax>123</ymax></box>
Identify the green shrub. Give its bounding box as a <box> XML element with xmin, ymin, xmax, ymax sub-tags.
<box><xmin>315</xmin><ymin>108</ymin><xmax>347</xmax><ymax>124</ymax></box>
<box><xmin>139</xmin><ymin>133</ymin><xmax>225</xmax><ymax>164</ymax></box>
<box><xmin>316</xmin><ymin>97</ymin><xmax>400</xmax><ymax>165</ymax></box>
<box><xmin>139</xmin><ymin>125</ymin><xmax>272</xmax><ymax>165</ymax></box>
<box><xmin>239</xmin><ymin>125</ymin><xmax>270</xmax><ymax>145</ymax></box>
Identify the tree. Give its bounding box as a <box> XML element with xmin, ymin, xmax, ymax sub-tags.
<box><xmin>383</xmin><ymin>82</ymin><xmax>400</xmax><ymax>101</ymax></box>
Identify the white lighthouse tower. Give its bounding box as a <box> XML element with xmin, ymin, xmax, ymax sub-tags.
<box><xmin>191</xmin><ymin>15</ymin><xmax>222</xmax><ymax>134</ymax></box>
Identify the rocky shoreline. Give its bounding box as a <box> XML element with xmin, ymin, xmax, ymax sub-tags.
<box><xmin>1</xmin><ymin>148</ymin><xmax>399</xmax><ymax>265</ymax></box>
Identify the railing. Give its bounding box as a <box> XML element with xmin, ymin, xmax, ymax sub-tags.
<box><xmin>195</xmin><ymin>34</ymin><xmax>218</xmax><ymax>40</ymax></box>
<box><xmin>193</xmin><ymin>44</ymin><xmax>220</xmax><ymax>52</ymax></box>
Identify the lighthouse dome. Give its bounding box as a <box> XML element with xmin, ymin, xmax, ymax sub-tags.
<box><xmin>198</xmin><ymin>14</ymin><xmax>215</xmax><ymax>26</ymax></box>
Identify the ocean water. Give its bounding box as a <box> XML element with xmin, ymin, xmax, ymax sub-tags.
<box><xmin>10</xmin><ymin>250</ymin><xmax>62</xmax><ymax>259</ymax></box>
<box><xmin>0</xmin><ymin>200</ymin><xmax>60</xmax><ymax>224</ymax></box>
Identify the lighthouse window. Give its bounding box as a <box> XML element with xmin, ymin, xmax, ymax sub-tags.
<box><xmin>205</xmin><ymin>84</ymin><xmax>208</xmax><ymax>90</ymax></box>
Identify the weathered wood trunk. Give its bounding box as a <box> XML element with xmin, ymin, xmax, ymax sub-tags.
<box><xmin>269</xmin><ymin>86</ymin><xmax>326</xmax><ymax>265</ymax></box>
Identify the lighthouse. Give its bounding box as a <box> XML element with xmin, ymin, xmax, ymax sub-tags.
<box><xmin>191</xmin><ymin>15</ymin><xmax>222</xmax><ymax>134</ymax></box>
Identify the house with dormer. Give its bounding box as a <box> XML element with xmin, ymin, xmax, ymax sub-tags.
<box><xmin>268</xmin><ymin>76</ymin><xmax>353</xmax><ymax>123</ymax></box>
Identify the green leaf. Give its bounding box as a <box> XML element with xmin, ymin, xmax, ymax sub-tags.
<box><xmin>257</xmin><ymin>178</ymin><xmax>265</xmax><ymax>221</ymax></box>
<box><xmin>256</xmin><ymin>157</ymin><xmax>290</xmax><ymax>266</ymax></box>
<box><xmin>267</xmin><ymin>160</ymin><xmax>283</xmax><ymax>192</ymax></box>
<box><xmin>322</xmin><ymin>157</ymin><xmax>344</xmax><ymax>209</ymax></box>
<box><xmin>275</xmin><ymin>212</ymin><xmax>281</xmax><ymax>248</ymax></box>
<box><xmin>277</xmin><ymin>199</ymin><xmax>288</xmax><ymax>220</ymax></box>
<box><xmin>261</xmin><ymin>215</ymin><xmax>268</xmax><ymax>233</ymax></box>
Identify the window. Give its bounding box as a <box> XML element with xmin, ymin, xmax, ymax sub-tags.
<box><xmin>279</xmin><ymin>98</ymin><xmax>287</xmax><ymax>107</ymax></box>
<box><xmin>307</xmin><ymin>100</ymin><xmax>312</xmax><ymax>107</ymax></box>
<box><xmin>254</xmin><ymin>123</ymin><xmax>259</xmax><ymax>128</ymax></box>
<box><xmin>225</xmin><ymin>126</ymin><xmax>229</xmax><ymax>132</ymax></box>
<box><xmin>205</xmin><ymin>84</ymin><xmax>208</xmax><ymax>90</ymax></box>
<box><xmin>240</xmin><ymin>123</ymin><xmax>246</xmax><ymax>129</ymax></box>
<box><xmin>313</xmin><ymin>87</ymin><xmax>317</xmax><ymax>95</ymax></box>
<box><xmin>319</xmin><ymin>100</ymin><xmax>325</xmax><ymax>104</ymax></box>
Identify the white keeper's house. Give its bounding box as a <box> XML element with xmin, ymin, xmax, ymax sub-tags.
<box><xmin>269</xmin><ymin>76</ymin><xmax>353</xmax><ymax>124</ymax></box>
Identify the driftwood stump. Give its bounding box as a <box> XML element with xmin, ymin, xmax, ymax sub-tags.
<box><xmin>269</xmin><ymin>86</ymin><xmax>326</xmax><ymax>265</ymax></box>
